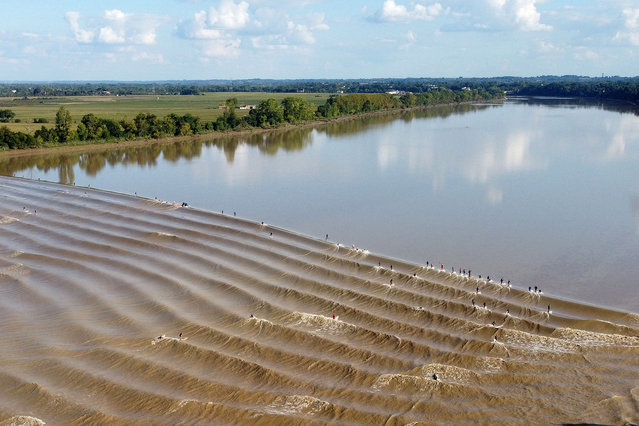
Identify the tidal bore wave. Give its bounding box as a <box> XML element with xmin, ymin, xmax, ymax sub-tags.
<box><xmin>0</xmin><ymin>176</ymin><xmax>638</xmax><ymax>425</ymax></box>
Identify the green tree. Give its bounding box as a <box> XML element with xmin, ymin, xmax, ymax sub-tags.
<box><xmin>76</xmin><ymin>122</ymin><xmax>88</xmax><ymax>141</ymax></box>
<box><xmin>81</xmin><ymin>113</ymin><xmax>102</xmax><ymax>139</ymax></box>
<box><xmin>218</xmin><ymin>98</ymin><xmax>241</xmax><ymax>130</ymax></box>
<box><xmin>246</xmin><ymin>98</ymin><xmax>284</xmax><ymax>127</ymax></box>
<box><xmin>399</xmin><ymin>93</ymin><xmax>417</xmax><ymax>107</ymax></box>
<box><xmin>281</xmin><ymin>97</ymin><xmax>316</xmax><ymax>123</ymax></box>
<box><xmin>55</xmin><ymin>106</ymin><xmax>73</xmax><ymax>142</ymax></box>
<box><xmin>0</xmin><ymin>109</ymin><xmax>16</xmax><ymax>123</ymax></box>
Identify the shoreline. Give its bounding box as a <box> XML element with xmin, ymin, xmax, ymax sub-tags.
<box><xmin>0</xmin><ymin>103</ymin><xmax>487</xmax><ymax>158</ymax></box>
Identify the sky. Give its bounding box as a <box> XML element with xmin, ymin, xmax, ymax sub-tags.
<box><xmin>1</xmin><ymin>0</ymin><xmax>638</xmax><ymax>81</ymax></box>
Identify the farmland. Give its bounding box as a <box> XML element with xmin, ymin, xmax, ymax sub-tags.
<box><xmin>0</xmin><ymin>92</ymin><xmax>331</xmax><ymax>134</ymax></box>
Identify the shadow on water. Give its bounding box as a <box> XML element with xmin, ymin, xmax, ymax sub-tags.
<box><xmin>2</xmin><ymin>98</ymin><xmax>636</xmax><ymax>184</ymax></box>
<box><xmin>508</xmin><ymin>96</ymin><xmax>639</xmax><ymax>115</ymax></box>
<box><xmin>0</xmin><ymin>103</ymin><xmax>493</xmax><ymax>183</ymax></box>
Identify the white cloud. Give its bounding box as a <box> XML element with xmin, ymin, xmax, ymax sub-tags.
<box><xmin>65</xmin><ymin>11</ymin><xmax>95</xmax><ymax>43</ymax></box>
<box><xmin>99</xmin><ymin>26</ymin><xmax>126</xmax><ymax>44</ymax></box>
<box><xmin>177</xmin><ymin>6</ymin><xmax>247</xmax><ymax>57</ymax></box>
<box><xmin>489</xmin><ymin>0</ymin><xmax>551</xmax><ymax>31</ymax></box>
<box><xmin>98</xmin><ymin>9</ymin><xmax>127</xmax><ymax>43</ymax></box>
<box><xmin>208</xmin><ymin>0</ymin><xmax>250</xmax><ymax>29</ymax></box>
<box><xmin>66</xmin><ymin>9</ymin><xmax>160</xmax><ymax>46</ymax></box>
<box><xmin>376</xmin><ymin>0</ymin><xmax>445</xmax><ymax>23</ymax></box>
<box><xmin>614</xmin><ymin>8</ymin><xmax>639</xmax><ymax>46</ymax></box>
<box><xmin>179</xmin><ymin>10</ymin><xmax>222</xmax><ymax>39</ymax></box>
<box><xmin>288</xmin><ymin>22</ymin><xmax>315</xmax><ymax>44</ymax></box>
<box><xmin>249</xmin><ymin>7</ymin><xmax>329</xmax><ymax>49</ymax></box>
<box><xmin>104</xmin><ymin>9</ymin><xmax>127</xmax><ymax>23</ymax></box>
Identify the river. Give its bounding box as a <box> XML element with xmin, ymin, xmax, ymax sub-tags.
<box><xmin>2</xmin><ymin>97</ymin><xmax>638</xmax><ymax>311</ymax></box>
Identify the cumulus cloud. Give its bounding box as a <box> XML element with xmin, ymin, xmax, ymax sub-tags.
<box><xmin>489</xmin><ymin>0</ymin><xmax>551</xmax><ymax>31</ymax></box>
<box><xmin>614</xmin><ymin>8</ymin><xmax>639</xmax><ymax>46</ymax></box>
<box><xmin>99</xmin><ymin>26</ymin><xmax>126</xmax><ymax>44</ymax></box>
<box><xmin>176</xmin><ymin>2</ymin><xmax>249</xmax><ymax>57</ymax></box>
<box><xmin>66</xmin><ymin>9</ymin><xmax>160</xmax><ymax>45</ymax></box>
<box><xmin>375</xmin><ymin>0</ymin><xmax>445</xmax><ymax>23</ymax></box>
<box><xmin>441</xmin><ymin>0</ymin><xmax>550</xmax><ymax>32</ymax></box>
<box><xmin>65</xmin><ymin>11</ymin><xmax>95</xmax><ymax>43</ymax></box>
<box><xmin>208</xmin><ymin>0</ymin><xmax>250</xmax><ymax>29</ymax></box>
<box><xmin>179</xmin><ymin>10</ymin><xmax>223</xmax><ymax>39</ymax></box>
<box><xmin>250</xmin><ymin>7</ymin><xmax>329</xmax><ymax>49</ymax></box>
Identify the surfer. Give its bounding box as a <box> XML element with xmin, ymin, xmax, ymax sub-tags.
<box><xmin>547</xmin><ymin>305</ymin><xmax>551</xmax><ymax>313</ymax></box>
<box><xmin>432</xmin><ymin>373</ymin><xmax>438</xmax><ymax>381</ymax></box>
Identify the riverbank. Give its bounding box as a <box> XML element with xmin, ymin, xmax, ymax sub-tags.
<box><xmin>0</xmin><ymin>175</ymin><xmax>638</xmax><ymax>424</ymax></box>
<box><xmin>0</xmin><ymin>102</ymin><xmax>489</xmax><ymax>158</ymax></box>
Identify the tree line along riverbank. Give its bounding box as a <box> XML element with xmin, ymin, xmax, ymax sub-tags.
<box><xmin>0</xmin><ymin>88</ymin><xmax>503</xmax><ymax>151</ymax></box>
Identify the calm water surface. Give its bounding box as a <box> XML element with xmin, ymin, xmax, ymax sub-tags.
<box><xmin>3</xmin><ymin>98</ymin><xmax>639</xmax><ymax>311</ymax></box>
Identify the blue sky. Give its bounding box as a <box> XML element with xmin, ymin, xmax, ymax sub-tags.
<box><xmin>1</xmin><ymin>0</ymin><xmax>638</xmax><ymax>80</ymax></box>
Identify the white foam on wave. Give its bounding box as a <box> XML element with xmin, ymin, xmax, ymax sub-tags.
<box><xmin>552</xmin><ymin>328</ymin><xmax>639</xmax><ymax>348</ymax></box>
<box><xmin>261</xmin><ymin>394</ymin><xmax>332</xmax><ymax>416</ymax></box>
<box><xmin>0</xmin><ymin>216</ymin><xmax>19</xmax><ymax>224</ymax></box>
<box><xmin>0</xmin><ymin>263</ymin><xmax>29</xmax><ymax>278</ymax></box>
<box><xmin>373</xmin><ymin>373</ymin><xmax>437</xmax><ymax>393</ymax></box>
<box><xmin>1</xmin><ymin>415</ymin><xmax>47</xmax><ymax>425</ymax></box>
<box><xmin>290</xmin><ymin>312</ymin><xmax>348</xmax><ymax>335</ymax></box>
<box><xmin>149</xmin><ymin>231</ymin><xmax>177</xmax><ymax>238</ymax></box>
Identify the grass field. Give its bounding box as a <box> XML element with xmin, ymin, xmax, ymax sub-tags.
<box><xmin>0</xmin><ymin>92</ymin><xmax>331</xmax><ymax>133</ymax></box>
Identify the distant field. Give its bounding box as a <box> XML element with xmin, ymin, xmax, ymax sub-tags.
<box><xmin>0</xmin><ymin>92</ymin><xmax>331</xmax><ymax>133</ymax></box>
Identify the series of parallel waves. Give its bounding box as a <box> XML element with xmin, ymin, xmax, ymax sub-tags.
<box><xmin>0</xmin><ymin>175</ymin><xmax>638</xmax><ymax>425</ymax></box>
